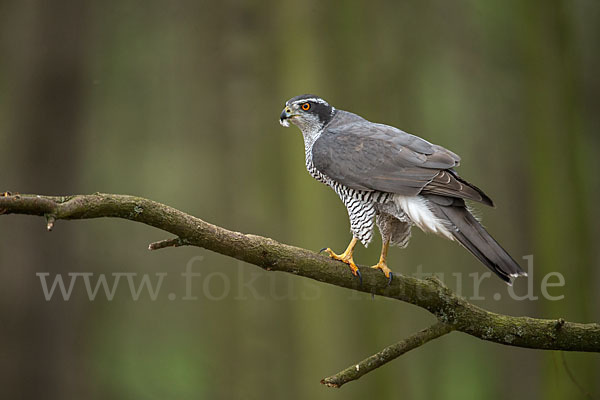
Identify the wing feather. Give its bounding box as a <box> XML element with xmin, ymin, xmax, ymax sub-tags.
<box><xmin>311</xmin><ymin>111</ymin><xmax>493</xmax><ymax>206</ymax></box>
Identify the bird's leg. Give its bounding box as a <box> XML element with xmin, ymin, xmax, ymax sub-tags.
<box><xmin>322</xmin><ymin>237</ymin><xmax>360</xmax><ymax>277</ymax></box>
<box><xmin>371</xmin><ymin>239</ymin><xmax>393</xmax><ymax>281</ymax></box>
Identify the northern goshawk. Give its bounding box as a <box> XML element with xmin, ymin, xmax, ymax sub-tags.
<box><xmin>280</xmin><ymin>94</ymin><xmax>526</xmax><ymax>284</ymax></box>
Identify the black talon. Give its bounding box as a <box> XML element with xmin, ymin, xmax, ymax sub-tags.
<box><xmin>387</xmin><ymin>271</ymin><xmax>393</xmax><ymax>286</ymax></box>
<box><xmin>356</xmin><ymin>269</ymin><xmax>362</xmax><ymax>286</ymax></box>
<box><xmin>319</xmin><ymin>247</ymin><xmax>328</xmax><ymax>254</ymax></box>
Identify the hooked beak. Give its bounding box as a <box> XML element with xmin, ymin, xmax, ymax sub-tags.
<box><xmin>279</xmin><ymin>107</ymin><xmax>293</xmax><ymax>127</ymax></box>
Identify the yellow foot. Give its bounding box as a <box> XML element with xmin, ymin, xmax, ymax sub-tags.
<box><xmin>371</xmin><ymin>260</ymin><xmax>393</xmax><ymax>283</ymax></box>
<box><xmin>323</xmin><ymin>248</ymin><xmax>360</xmax><ymax>277</ymax></box>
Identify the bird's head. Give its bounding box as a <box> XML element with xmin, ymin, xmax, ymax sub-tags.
<box><xmin>279</xmin><ymin>94</ymin><xmax>335</xmax><ymax>132</ymax></box>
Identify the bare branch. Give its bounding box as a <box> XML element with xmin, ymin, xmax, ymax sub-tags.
<box><xmin>45</xmin><ymin>214</ymin><xmax>56</xmax><ymax>231</ymax></box>
<box><xmin>148</xmin><ymin>237</ymin><xmax>188</xmax><ymax>251</ymax></box>
<box><xmin>321</xmin><ymin>322</ymin><xmax>454</xmax><ymax>388</ymax></box>
<box><xmin>1</xmin><ymin>192</ymin><xmax>599</xmax><ymax>386</ymax></box>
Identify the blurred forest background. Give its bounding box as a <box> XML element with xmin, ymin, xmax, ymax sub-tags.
<box><xmin>1</xmin><ymin>0</ymin><xmax>599</xmax><ymax>399</ymax></box>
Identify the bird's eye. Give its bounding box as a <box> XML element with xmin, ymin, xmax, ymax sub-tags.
<box><xmin>301</xmin><ymin>102</ymin><xmax>311</xmax><ymax>111</ymax></box>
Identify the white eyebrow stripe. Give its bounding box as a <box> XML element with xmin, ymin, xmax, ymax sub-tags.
<box><xmin>288</xmin><ymin>97</ymin><xmax>329</xmax><ymax>106</ymax></box>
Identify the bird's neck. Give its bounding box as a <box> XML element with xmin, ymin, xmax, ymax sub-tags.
<box><xmin>300</xmin><ymin>127</ymin><xmax>323</xmax><ymax>163</ymax></box>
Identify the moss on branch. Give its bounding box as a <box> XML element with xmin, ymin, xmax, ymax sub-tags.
<box><xmin>1</xmin><ymin>192</ymin><xmax>599</xmax><ymax>386</ymax></box>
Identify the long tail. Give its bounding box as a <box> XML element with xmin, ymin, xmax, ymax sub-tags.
<box><xmin>426</xmin><ymin>196</ymin><xmax>526</xmax><ymax>284</ymax></box>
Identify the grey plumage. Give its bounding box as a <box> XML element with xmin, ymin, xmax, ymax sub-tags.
<box><xmin>280</xmin><ymin>94</ymin><xmax>525</xmax><ymax>283</ymax></box>
<box><xmin>312</xmin><ymin>110</ymin><xmax>493</xmax><ymax>205</ymax></box>
<box><xmin>426</xmin><ymin>196</ymin><xmax>522</xmax><ymax>281</ymax></box>
<box><xmin>376</xmin><ymin>212</ymin><xmax>412</xmax><ymax>248</ymax></box>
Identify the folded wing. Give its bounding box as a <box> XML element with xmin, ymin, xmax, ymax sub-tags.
<box><xmin>311</xmin><ymin>112</ymin><xmax>493</xmax><ymax>206</ymax></box>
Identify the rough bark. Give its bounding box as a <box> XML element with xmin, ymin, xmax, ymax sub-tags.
<box><xmin>1</xmin><ymin>192</ymin><xmax>599</xmax><ymax>387</ymax></box>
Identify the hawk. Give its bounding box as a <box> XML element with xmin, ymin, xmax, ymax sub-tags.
<box><xmin>280</xmin><ymin>94</ymin><xmax>526</xmax><ymax>284</ymax></box>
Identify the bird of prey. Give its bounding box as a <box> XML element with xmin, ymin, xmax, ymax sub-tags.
<box><xmin>279</xmin><ymin>94</ymin><xmax>526</xmax><ymax>284</ymax></box>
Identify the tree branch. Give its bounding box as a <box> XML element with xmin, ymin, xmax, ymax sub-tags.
<box><xmin>321</xmin><ymin>322</ymin><xmax>455</xmax><ymax>387</ymax></box>
<box><xmin>1</xmin><ymin>193</ymin><xmax>599</xmax><ymax>386</ymax></box>
<box><xmin>148</xmin><ymin>236</ymin><xmax>188</xmax><ymax>250</ymax></box>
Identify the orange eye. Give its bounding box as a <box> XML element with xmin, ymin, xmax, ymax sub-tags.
<box><xmin>301</xmin><ymin>102</ymin><xmax>310</xmax><ymax>111</ymax></box>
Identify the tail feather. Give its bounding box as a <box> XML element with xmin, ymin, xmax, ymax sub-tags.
<box><xmin>426</xmin><ymin>196</ymin><xmax>525</xmax><ymax>284</ymax></box>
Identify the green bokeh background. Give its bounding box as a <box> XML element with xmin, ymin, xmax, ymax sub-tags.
<box><xmin>1</xmin><ymin>1</ymin><xmax>599</xmax><ymax>399</ymax></box>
